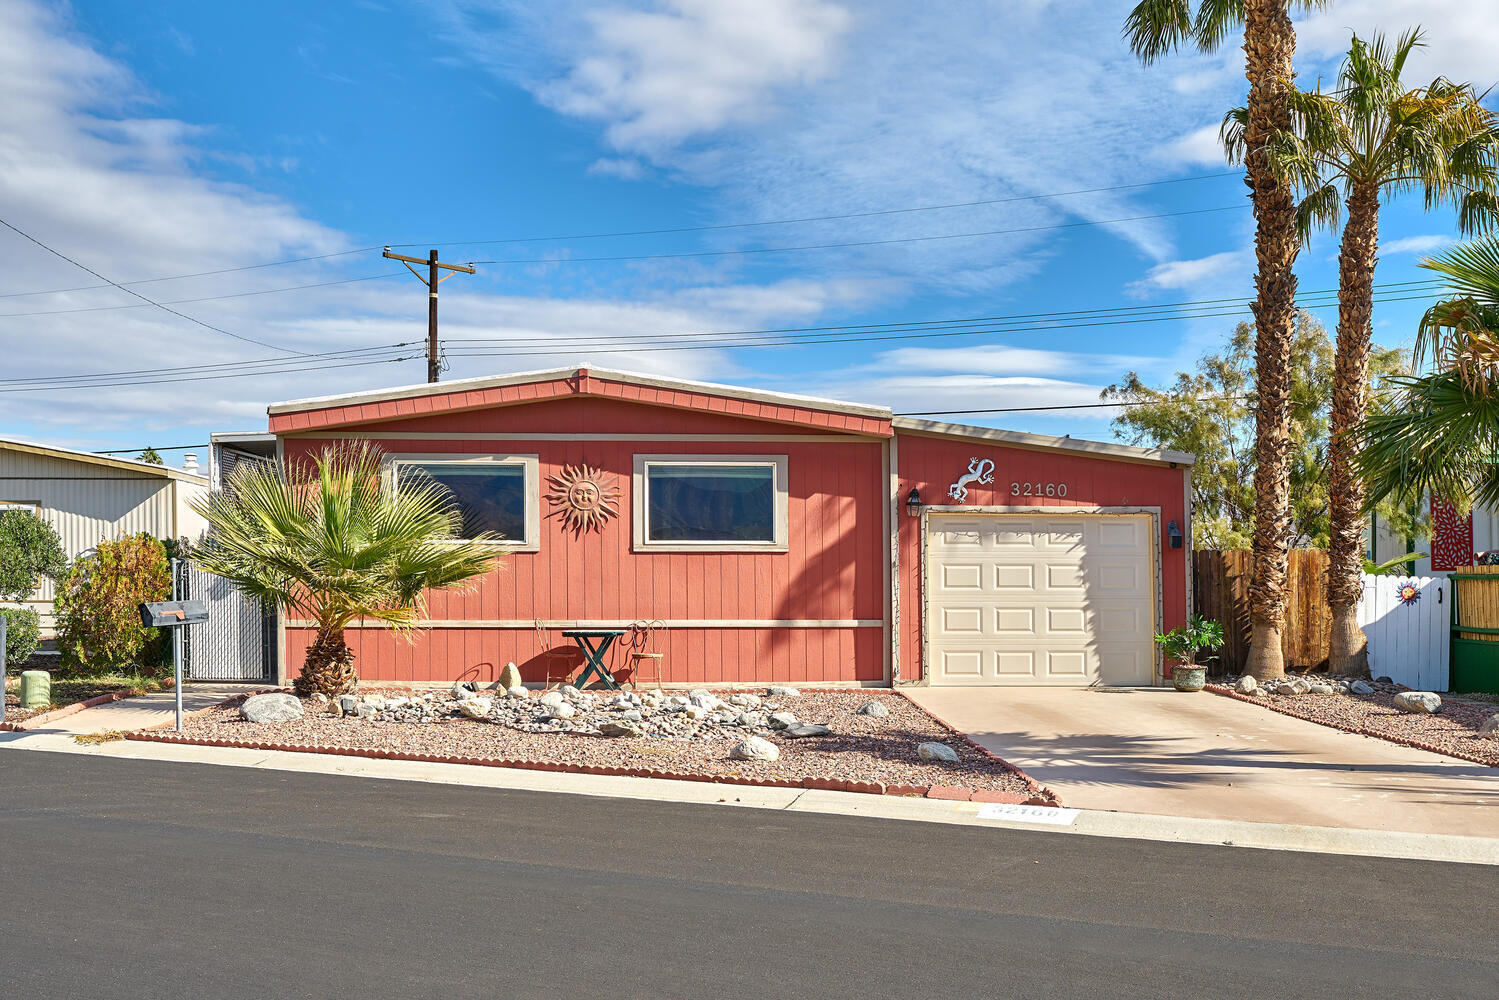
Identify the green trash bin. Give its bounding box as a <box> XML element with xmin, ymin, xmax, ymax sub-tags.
<box><xmin>19</xmin><ymin>670</ymin><xmax>50</xmax><ymax>709</ymax></box>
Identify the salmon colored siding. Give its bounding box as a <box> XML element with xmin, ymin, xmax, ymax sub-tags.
<box><xmin>894</xmin><ymin>432</ymin><xmax>1190</xmax><ymax>682</ymax></box>
<box><xmin>280</xmin><ymin>419</ymin><xmax>888</xmax><ymax>685</ymax></box>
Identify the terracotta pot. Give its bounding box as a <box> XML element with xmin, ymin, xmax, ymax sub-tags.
<box><xmin>1172</xmin><ymin>664</ymin><xmax>1206</xmax><ymax>692</ymax></box>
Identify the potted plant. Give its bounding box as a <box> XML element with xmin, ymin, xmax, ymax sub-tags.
<box><xmin>1155</xmin><ymin>615</ymin><xmax>1225</xmax><ymax>692</ymax></box>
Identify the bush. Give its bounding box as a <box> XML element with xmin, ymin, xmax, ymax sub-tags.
<box><xmin>54</xmin><ymin>534</ymin><xmax>171</xmax><ymax>674</ymax></box>
<box><xmin>0</xmin><ymin>607</ymin><xmax>40</xmax><ymax>667</ymax></box>
<box><xmin>0</xmin><ymin>509</ymin><xmax>67</xmax><ymax>601</ymax></box>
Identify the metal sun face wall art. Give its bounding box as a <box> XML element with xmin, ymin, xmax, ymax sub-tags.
<box><xmin>546</xmin><ymin>463</ymin><xmax>620</xmax><ymax>533</ymax></box>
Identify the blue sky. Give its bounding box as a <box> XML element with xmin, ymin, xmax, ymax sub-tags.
<box><xmin>1</xmin><ymin>0</ymin><xmax>1495</xmax><ymax>462</ymax></box>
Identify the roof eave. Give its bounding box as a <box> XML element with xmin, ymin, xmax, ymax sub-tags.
<box><xmin>892</xmin><ymin>416</ymin><xmax>1196</xmax><ymax>467</ymax></box>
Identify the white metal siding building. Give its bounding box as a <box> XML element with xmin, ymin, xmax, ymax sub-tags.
<box><xmin>0</xmin><ymin>439</ymin><xmax>208</xmax><ymax>633</ymax></box>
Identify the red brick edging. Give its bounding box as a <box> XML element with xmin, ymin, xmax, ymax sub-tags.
<box><xmin>1204</xmin><ymin>684</ymin><xmax>1498</xmax><ymax>768</ymax></box>
<box><xmin>125</xmin><ymin>688</ymin><xmax>1058</xmax><ymax>806</ymax></box>
<box><xmin>895</xmin><ymin>689</ymin><xmax>1062</xmax><ymax>806</ymax></box>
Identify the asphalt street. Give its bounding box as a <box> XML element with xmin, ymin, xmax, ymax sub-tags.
<box><xmin>0</xmin><ymin>750</ymin><xmax>1491</xmax><ymax>999</ymax></box>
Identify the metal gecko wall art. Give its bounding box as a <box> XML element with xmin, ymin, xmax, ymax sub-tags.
<box><xmin>948</xmin><ymin>457</ymin><xmax>995</xmax><ymax>503</ymax></box>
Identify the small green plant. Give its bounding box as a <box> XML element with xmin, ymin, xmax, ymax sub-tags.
<box><xmin>53</xmin><ymin>533</ymin><xmax>172</xmax><ymax>674</ymax></box>
<box><xmin>1155</xmin><ymin>615</ymin><xmax>1226</xmax><ymax>667</ymax></box>
<box><xmin>0</xmin><ymin>607</ymin><xmax>41</xmax><ymax>667</ymax></box>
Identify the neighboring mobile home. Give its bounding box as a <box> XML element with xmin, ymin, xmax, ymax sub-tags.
<box><xmin>0</xmin><ymin>438</ymin><xmax>208</xmax><ymax>634</ymax></box>
<box><xmin>265</xmin><ymin>366</ymin><xmax>1193</xmax><ymax>688</ymax></box>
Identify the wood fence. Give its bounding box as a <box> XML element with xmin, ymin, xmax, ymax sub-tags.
<box><xmin>1453</xmin><ymin>564</ymin><xmax>1499</xmax><ymax>642</ymax></box>
<box><xmin>1194</xmin><ymin>550</ymin><xmax>1331</xmax><ymax>673</ymax></box>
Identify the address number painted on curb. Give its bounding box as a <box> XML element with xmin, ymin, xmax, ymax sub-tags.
<box><xmin>976</xmin><ymin>803</ymin><xmax>1080</xmax><ymax>826</ymax></box>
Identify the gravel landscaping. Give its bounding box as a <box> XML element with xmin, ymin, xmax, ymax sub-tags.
<box><xmin>146</xmin><ymin>685</ymin><xmax>1050</xmax><ymax>798</ymax></box>
<box><xmin>1211</xmin><ymin>675</ymin><xmax>1499</xmax><ymax>766</ymax></box>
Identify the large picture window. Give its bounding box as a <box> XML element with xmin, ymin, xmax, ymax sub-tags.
<box><xmin>387</xmin><ymin>455</ymin><xmax>539</xmax><ymax>549</ymax></box>
<box><xmin>634</xmin><ymin>455</ymin><xmax>788</xmax><ymax>551</ymax></box>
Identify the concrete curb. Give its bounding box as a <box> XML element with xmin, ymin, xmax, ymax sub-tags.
<box><xmin>1204</xmin><ymin>684</ymin><xmax>1498</xmax><ymax>768</ymax></box>
<box><xmin>127</xmin><ymin>688</ymin><xmax>1055</xmax><ymax>806</ymax></box>
<box><xmin>895</xmin><ymin>689</ymin><xmax>1062</xmax><ymax>805</ymax></box>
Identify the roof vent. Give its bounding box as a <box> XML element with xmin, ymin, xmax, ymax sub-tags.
<box><xmin>182</xmin><ymin>453</ymin><xmax>199</xmax><ymax>475</ymax></box>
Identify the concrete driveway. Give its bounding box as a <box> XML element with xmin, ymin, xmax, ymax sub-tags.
<box><xmin>906</xmin><ymin>686</ymin><xmax>1499</xmax><ymax>836</ymax></box>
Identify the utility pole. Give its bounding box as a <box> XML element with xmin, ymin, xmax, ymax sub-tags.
<box><xmin>383</xmin><ymin>247</ymin><xmax>476</xmax><ymax>383</ymax></box>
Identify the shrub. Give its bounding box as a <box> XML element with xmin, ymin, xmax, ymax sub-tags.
<box><xmin>0</xmin><ymin>607</ymin><xmax>40</xmax><ymax>667</ymax></box>
<box><xmin>54</xmin><ymin>534</ymin><xmax>171</xmax><ymax>674</ymax></box>
<box><xmin>0</xmin><ymin>509</ymin><xmax>67</xmax><ymax>601</ymax></box>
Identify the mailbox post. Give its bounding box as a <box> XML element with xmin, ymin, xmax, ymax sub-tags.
<box><xmin>140</xmin><ymin>595</ymin><xmax>209</xmax><ymax>731</ymax></box>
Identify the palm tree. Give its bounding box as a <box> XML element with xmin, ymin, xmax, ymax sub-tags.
<box><xmin>1357</xmin><ymin>236</ymin><xmax>1499</xmax><ymax>510</ymax></box>
<box><xmin>1246</xmin><ymin>30</ymin><xmax>1499</xmax><ymax>675</ymax></box>
<box><xmin>1125</xmin><ymin>0</ymin><xmax>1323</xmax><ymax>680</ymax></box>
<box><xmin>190</xmin><ymin>444</ymin><xmax>498</xmax><ymax>696</ymax></box>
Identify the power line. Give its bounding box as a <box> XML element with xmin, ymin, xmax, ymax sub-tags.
<box><xmin>0</xmin><ymin>342</ymin><xmax>418</xmax><ymax>389</ymax></box>
<box><xmin>896</xmin><ymin>395</ymin><xmax>1249</xmax><ymax>416</ymax></box>
<box><xmin>0</xmin><ymin>353</ymin><xmax>420</xmax><ymax>395</ymax></box>
<box><xmin>0</xmin><ymin>246</ymin><xmax>384</xmax><ymax>299</ymax></box>
<box><xmin>466</xmin><ymin>205</ymin><xmax>1251</xmax><ymax>266</ymax></box>
<box><xmin>94</xmin><ymin>444</ymin><xmax>208</xmax><ymax>455</ymax></box>
<box><xmin>389</xmin><ymin>171</ymin><xmax>1245</xmax><ymax>250</ymax></box>
<box><xmin>0</xmin><ymin>217</ymin><xmax>300</xmax><ymax>354</ymax></box>
<box><xmin>0</xmin><ymin>272</ymin><xmax>403</xmax><ymax>319</ymax></box>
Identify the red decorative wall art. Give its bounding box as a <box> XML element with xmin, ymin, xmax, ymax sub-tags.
<box><xmin>1429</xmin><ymin>497</ymin><xmax>1475</xmax><ymax>571</ymax></box>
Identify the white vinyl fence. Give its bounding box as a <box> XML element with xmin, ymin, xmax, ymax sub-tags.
<box><xmin>1357</xmin><ymin>574</ymin><xmax>1449</xmax><ymax>691</ymax></box>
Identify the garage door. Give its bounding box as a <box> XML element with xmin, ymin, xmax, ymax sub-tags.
<box><xmin>925</xmin><ymin>513</ymin><xmax>1156</xmax><ymax>686</ymax></box>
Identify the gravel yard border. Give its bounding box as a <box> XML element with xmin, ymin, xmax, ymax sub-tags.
<box><xmin>127</xmin><ymin>687</ymin><xmax>1061</xmax><ymax>806</ymax></box>
<box><xmin>1206</xmin><ymin>684</ymin><xmax>1499</xmax><ymax>767</ymax></box>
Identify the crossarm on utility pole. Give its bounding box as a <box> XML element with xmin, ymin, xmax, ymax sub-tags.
<box><xmin>382</xmin><ymin>247</ymin><xmax>476</xmax><ymax>384</ymax></box>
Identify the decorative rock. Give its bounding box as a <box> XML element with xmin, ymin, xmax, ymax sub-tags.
<box><xmin>507</xmin><ymin>685</ymin><xmax>529</xmax><ymax>699</ymax></box>
<box><xmin>338</xmin><ymin>694</ymin><xmax>358</xmax><ymax>715</ymax></box>
<box><xmin>561</xmin><ymin>685</ymin><xmax>581</xmax><ymax>698</ymax></box>
<box><xmin>1233</xmin><ymin>676</ymin><xmax>1257</xmax><ymax>694</ymax></box>
<box><xmin>729</xmin><ymin>736</ymin><xmax>780</xmax><ymax>762</ymax></box>
<box><xmin>355</xmin><ymin>703</ymin><xmax>377</xmax><ymax>720</ymax></box>
<box><xmin>1479</xmin><ymin>715</ymin><xmax>1499</xmax><ymax>738</ymax></box>
<box><xmin>669</xmin><ymin>695</ymin><xmax>690</xmax><ymax>706</ymax></box>
<box><xmin>1393</xmin><ymin>691</ymin><xmax>1442</xmax><ymax>714</ymax></box>
<box><xmin>768</xmin><ymin>711</ymin><xmax>797</xmax><ymax>730</ymax></box>
<box><xmin>240</xmin><ymin>692</ymin><xmax>304</xmax><ymax>724</ymax></box>
<box><xmin>688</xmin><ymin>690</ymin><xmax>721</xmax><ymax>710</ymax></box>
<box><xmin>458</xmin><ymin>698</ymin><xmax>492</xmax><ymax>719</ymax></box>
<box><xmin>1375</xmin><ymin>676</ymin><xmax>1393</xmax><ymax>684</ymax></box>
<box><xmin>856</xmin><ymin>699</ymin><xmax>890</xmax><ymax>717</ymax></box>
<box><xmin>539</xmin><ymin>691</ymin><xmax>566</xmax><ymax>708</ymax></box>
<box><xmin>683</xmin><ymin>705</ymin><xmax>709</xmax><ymax>721</ymax></box>
<box><xmin>767</xmin><ymin>685</ymin><xmax>801</xmax><ymax>698</ymax></box>
<box><xmin>598</xmin><ymin>720</ymin><xmax>644</xmax><ymax>738</ymax></box>
<box><xmin>1308</xmin><ymin>683</ymin><xmax>1335</xmax><ymax>695</ymax></box>
<box><xmin>308</xmin><ymin>692</ymin><xmax>330</xmax><ymax>708</ymax></box>
<box><xmin>738</xmin><ymin>711</ymin><xmax>767</xmax><ymax>728</ymax></box>
<box><xmin>618</xmin><ymin>709</ymin><xmax>643</xmax><ymax>722</ymax></box>
<box><xmin>548</xmin><ymin>703</ymin><xmax>577</xmax><ymax>720</ymax></box>
<box><xmin>728</xmin><ymin>693</ymin><xmax>762</xmax><ymax>709</ymax></box>
<box><xmin>451</xmin><ymin>682</ymin><xmax>478</xmax><ymax>699</ymax></box>
<box><xmin>917</xmin><ymin>741</ymin><xmax>959</xmax><ymax>763</ymax></box>
<box><xmin>497</xmin><ymin>662</ymin><xmax>524</xmax><ymax>691</ymax></box>
<box><xmin>1350</xmin><ymin>680</ymin><xmax>1375</xmax><ymax>696</ymax></box>
<box><xmin>782</xmin><ymin>723</ymin><xmax>831</xmax><ymax>739</ymax></box>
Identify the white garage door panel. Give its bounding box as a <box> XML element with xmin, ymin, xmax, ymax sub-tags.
<box><xmin>926</xmin><ymin>513</ymin><xmax>1157</xmax><ymax>686</ymax></box>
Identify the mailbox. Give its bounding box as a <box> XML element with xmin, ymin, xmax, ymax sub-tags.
<box><xmin>139</xmin><ymin>600</ymin><xmax>209</xmax><ymax>628</ymax></box>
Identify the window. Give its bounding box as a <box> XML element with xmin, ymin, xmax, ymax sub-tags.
<box><xmin>634</xmin><ymin>455</ymin><xmax>788</xmax><ymax>551</ymax></box>
<box><xmin>387</xmin><ymin>455</ymin><xmax>539</xmax><ymax>550</ymax></box>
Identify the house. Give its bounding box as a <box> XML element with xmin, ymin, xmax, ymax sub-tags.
<box><xmin>264</xmin><ymin>366</ymin><xmax>1193</xmax><ymax>688</ymax></box>
<box><xmin>0</xmin><ymin>437</ymin><xmax>208</xmax><ymax>634</ymax></box>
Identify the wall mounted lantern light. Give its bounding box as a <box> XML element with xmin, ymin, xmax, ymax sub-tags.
<box><xmin>1167</xmin><ymin>520</ymin><xmax>1184</xmax><ymax>549</ymax></box>
<box><xmin>906</xmin><ymin>488</ymin><xmax>923</xmax><ymax>518</ymax></box>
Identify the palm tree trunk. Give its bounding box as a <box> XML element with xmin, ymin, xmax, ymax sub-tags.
<box><xmin>295</xmin><ymin>626</ymin><xmax>359</xmax><ymax>697</ymax></box>
<box><xmin>1328</xmin><ymin>181</ymin><xmax>1380</xmax><ymax>677</ymax></box>
<box><xmin>1242</xmin><ymin>0</ymin><xmax>1300</xmax><ymax>681</ymax></box>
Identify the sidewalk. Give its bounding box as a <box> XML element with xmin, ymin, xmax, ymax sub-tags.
<box><xmin>19</xmin><ymin>683</ymin><xmax>256</xmax><ymax>735</ymax></box>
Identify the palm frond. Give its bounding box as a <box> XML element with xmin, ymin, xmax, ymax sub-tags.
<box><xmin>1355</xmin><ymin>371</ymin><xmax>1499</xmax><ymax>512</ymax></box>
<box><xmin>1294</xmin><ymin>182</ymin><xmax>1342</xmax><ymax>242</ymax></box>
<box><xmin>1123</xmin><ymin>0</ymin><xmax>1195</xmax><ymax>64</ymax></box>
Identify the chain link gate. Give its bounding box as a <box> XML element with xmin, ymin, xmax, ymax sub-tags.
<box><xmin>176</xmin><ymin>561</ymin><xmax>276</xmax><ymax>682</ymax></box>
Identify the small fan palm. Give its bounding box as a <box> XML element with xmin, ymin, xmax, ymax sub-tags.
<box><xmin>190</xmin><ymin>444</ymin><xmax>498</xmax><ymax>696</ymax></box>
<box><xmin>1357</xmin><ymin>236</ymin><xmax>1499</xmax><ymax>517</ymax></box>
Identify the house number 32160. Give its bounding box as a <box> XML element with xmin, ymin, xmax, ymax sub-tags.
<box><xmin>1011</xmin><ymin>481</ymin><xmax>1067</xmax><ymax>497</ymax></box>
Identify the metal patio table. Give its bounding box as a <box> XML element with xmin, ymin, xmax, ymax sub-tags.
<box><xmin>562</xmin><ymin>629</ymin><xmax>627</xmax><ymax>691</ymax></box>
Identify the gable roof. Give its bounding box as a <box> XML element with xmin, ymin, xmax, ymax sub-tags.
<box><xmin>268</xmin><ymin>365</ymin><xmax>895</xmax><ymax>437</ymax></box>
<box><xmin>0</xmin><ymin>437</ymin><xmax>208</xmax><ymax>483</ymax></box>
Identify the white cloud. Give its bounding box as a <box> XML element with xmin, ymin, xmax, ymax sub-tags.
<box><xmin>587</xmin><ymin>156</ymin><xmax>647</xmax><ymax>179</ymax></box>
<box><xmin>1162</xmin><ymin>122</ymin><xmax>1229</xmax><ymax>169</ymax></box>
<box><xmin>793</xmin><ymin>372</ymin><xmax>1118</xmax><ymax>423</ymax></box>
<box><xmin>1380</xmin><ymin>234</ymin><xmax>1451</xmax><ymax>256</ymax></box>
<box><xmin>1296</xmin><ymin>1</ymin><xmax>1499</xmax><ymax>88</ymax></box>
<box><xmin>852</xmin><ymin>345</ymin><xmax>1160</xmax><ymax>378</ymax></box>
<box><xmin>1126</xmin><ymin>250</ymin><xmax>1251</xmax><ymax>296</ymax></box>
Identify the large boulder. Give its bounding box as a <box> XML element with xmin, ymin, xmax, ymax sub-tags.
<box><xmin>856</xmin><ymin>699</ymin><xmax>890</xmax><ymax>717</ymax></box>
<box><xmin>917</xmin><ymin>741</ymin><xmax>959</xmax><ymax>763</ymax></box>
<box><xmin>1393</xmin><ymin>691</ymin><xmax>1442</xmax><ymax>714</ymax></box>
<box><xmin>598</xmin><ymin>720</ymin><xmax>644</xmax><ymax>738</ymax></box>
<box><xmin>458</xmin><ymin>698</ymin><xmax>492</xmax><ymax>719</ymax></box>
<box><xmin>1350</xmin><ymin>680</ymin><xmax>1375</xmax><ymax>696</ymax></box>
<box><xmin>539</xmin><ymin>691</ymin><xmax>566</xmax><ymax>709</ymax></box>
<box><xmin>729</xmin><ymin>736</ymin><xmax>780</xmax><ymax>762</ymax></box>
<box><xmin>1233</xmin><ymin>676</ymin><xmax>1257</xmax><ymax>695</ymax></box>
<box><xmin>688</xmin><ymin>689</ymin><xmax>721</xmax><ymax>710</ymax></box>
<box><xmin>1479</xmin><ymin>714</ymin><xmax>1499</xmax><ymax>738</ymax></box>
<box><xmin>240</xmin><ymin>692</ymin><xmax>304</xmax><ymax>724</ymax></box>
<box><xmin>547</xmin><ymin>703</ymin><xmax>577</xmax><ymax>720</ymax></box>
<box><xmin>497</xmin><ymin>662</ymin><xmax>524</xmax><ymax>691</ymax></box>
<box><xmin>768</xmin><ymin>711</ymin><xmax>797</xmax><ymax>730</ymax></box>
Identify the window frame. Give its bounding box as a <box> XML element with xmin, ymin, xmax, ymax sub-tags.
<box><xmin>0</xmin><ymin>501</ymin><xmax>41</xmax><ymax>514</ymax></box>
<box><xmin>383</xmin><ymin>453</ymin><xmax>540</xmax><ymax>552</ymax></box>
<box><xmin>633</xmin><ymin>454</ymin><xmax>789</xmax><ymax>553</ymax></box>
